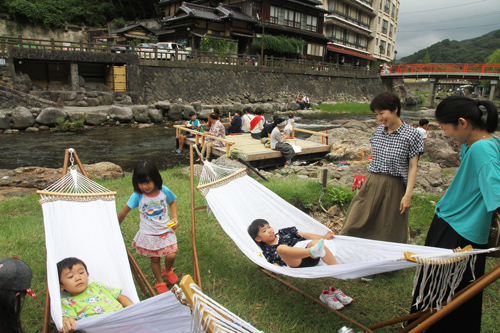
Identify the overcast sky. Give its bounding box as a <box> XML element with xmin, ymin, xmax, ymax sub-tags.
<box><xmin>395</xmin><ymin>0</ymin><xmax>500</xmax><ymax>58</ymax></box>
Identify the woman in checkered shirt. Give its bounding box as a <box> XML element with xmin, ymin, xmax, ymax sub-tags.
<box><xmin>339</xmin><ymin>92</ymin><xmax>424</xmax><ymax>250</ymax></box>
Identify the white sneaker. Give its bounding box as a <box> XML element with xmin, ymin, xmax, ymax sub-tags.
<box><xmin>328</xmin><ymin>286</ymin><xmax>353</xmax><ymax>305</ymax></box>
<box><xmin>319</xmin><ymin>290</ymin><xmax>344</xmax><ymax>310</ymax></box>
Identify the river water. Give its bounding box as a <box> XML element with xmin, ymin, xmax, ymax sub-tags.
<box><xmin>0</xmin><ymin>111</ymin><xmax>424</xmax><ymax>172</ymax></box>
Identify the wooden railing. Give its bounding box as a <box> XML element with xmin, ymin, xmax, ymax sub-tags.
<box><xmin>173</xmin><ymin>124</ymin><xmax>236</xmax><ymax>155</ymax></box>
<box><xmin>292</xmin><ymin>128</ymin><xmax>329</xmax><ymax>144</ymax></box>
<box><xmin>0</xmin><ymin>36</ymin><xmax>379</xmax><ymax>75</ymax></box>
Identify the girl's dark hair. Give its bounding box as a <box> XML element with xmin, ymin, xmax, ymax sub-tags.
<box><xmin>435</xmin><ymin>96</ymin><xmax>498</xmax><ymax>133</ymax></box>
<box><xmin>0</xmin><ymin>289</ymin><xmax>26</xmax><ymax>333</ymax></box>
<box><xmin>209</xmin><ymin>112</ymin><xmax>219</xmax><ymax>120</ymax></box>
<box><xmin>370</xmin><ymin>92</ymin><xmax>401</xmax><ymax>117</ymax></box>
<box><xmin>213</xmin><ymin>107</ymin><xmax>220</xmax><ymax>115</ymax></box>
<box><xmin>255</xmin><ymin>107</ymin><xmax>264</xmax><ymax>115</ymax></box>
<box><xmin>132</xmin><ymin>161</ymin><xmax>163</xmax><ymax>194</ymax></box>
<box><xmin>57</xmin><ymin>257</ymin><xmax>88</xmax><ymax>283</ymax></box>
<box><xmin>248</xmin><ymin>219</ymin><xmax>269</xmax><ymax>251</ymax></box>
<box><xmin>274</xmin><ymin>117</ymin><xmax>284</xmax><ymax>126</ymax></box>
<box><xmin>234</xmin><ymin>110</ymin><xmax>242</xmax><ymax>116</ymax></box>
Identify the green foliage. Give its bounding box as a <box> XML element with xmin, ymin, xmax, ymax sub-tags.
<box><xmin>251</xmin><ymin>35</ymin><xmax>305</xmax><ymax>56</ymax></box>
<box><xmin>326</xmin><ymin>186</ymin><xmax>355</xmax><ymax>210</ymax></box>
<box><xmin>200</xmin><ymin>37</ymin><xmax>237</xmax><ymax>53</ymax></box>
<box><xmin>3</xmin><ymin>0</ymin><xmax>115</xmax><ymax>29</ymax></box>
<box><xmin>400</xmin><ymin>29</ymin><xmax>500</xmax><ymax>64</ymax></box>
<box><xmin>486</xmin><ymin>49</ymin><xmax>500</xmax><ymax>64</ymax></box>
<box><xmin>55</xmin><ymin>118</ymin><xmax>85</xmax><ymax>132</ymax></box>
<box><xmin>422</xmin><ymin>51</ymin><xmax>431</xmax><ymax>64</ymax></box>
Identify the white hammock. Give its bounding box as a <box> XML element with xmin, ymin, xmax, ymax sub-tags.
<box><xmin>40</xmin><ymin>168</ymin><xmax>192</xmax><ymax>332</ymax></box>
<box><xmin>197</xmin><ymin>163</ymin><xmax>497</xmax><ymax>281</ymax></box>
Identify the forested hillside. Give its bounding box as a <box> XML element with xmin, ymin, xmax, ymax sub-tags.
<box><xmin>399</xmin><ymin>30</ymin><xmax>500</xmax><ymax>64</ymax></box>
<box><xmin>0</xmin><ymin>0</ymin><xmax>158</xmax><ymax>30</ymax></box>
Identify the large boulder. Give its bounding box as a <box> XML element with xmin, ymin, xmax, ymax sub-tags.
<box><xmin>109</xmin><ymin>104</ymin><xmax>133</xmax><ymax>122</ymax></box>
<box><xmin>36</xmin><ymin>107</ymin><xmax>68</xmax><ymax>126</ymax></box>
<box><xmin>0</xmin><ymin>111</ymin><xmax>11</xmax><ymax>130</ymax></box>
<box><xmin>11</xmin><ymin>106</ymin><xmax>35</xmax><ymax>129</ymax></box>
<box><xmin>85</xmin><ymin>112</ymin><xmax>107</xmax><ymax>126</ymax></box>
<box><xmin>198</xmin><ymin>108</ymin><xmax>212</xmax><ymax>120</ymax></box>
<box><xmin>155</xmin><ymin>101</ymin><xmax>171</xmax><ymax>111</ymax></box>
<box><xmin>423</xmin><ymin>137</ymin><xmax>460</xmax><ymax>168</ymax></box>
<box><xmin>67</xmin><ymin>112</ymin><xmax>85</xmax><ymax>123</ymax></box>
<box><xmin>191</xmin><ymin>102</ymin><xmax>202</xmax><ymax>112</ymax></box>
<box><xmin>132</xmin><ymin>105</ymin><xmax>150</xmax><ymax>123</ymax></box>
<box><xmin>168</xmin><ymin>103</ymin><xmax>183</xmax><ymax>120</ymax></box>
<box><xmin>148</xmin><ymin>108</ymin><xmax>163</xmax><ymax>123</ymax></box>
<box><xmin>183</xmin><ymin>105</ymin><xmax>196</xmax><ymax>119</ymax></box>
<box><xmin>59</xmin><ymin>91</ymin><xmax>77</xmax><ymax>102</ymax></box>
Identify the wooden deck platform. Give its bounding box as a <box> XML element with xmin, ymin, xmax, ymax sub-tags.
<box><xmin>187</xmin><ymin>133</ymin><xmax>330</xmax><ymax>168</ymax></box>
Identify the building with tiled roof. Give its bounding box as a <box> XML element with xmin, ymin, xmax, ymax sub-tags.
<box><xmin>159</xmin><ymin>0</ymin><xmax>329</xmax><ymax>61</ymax></box>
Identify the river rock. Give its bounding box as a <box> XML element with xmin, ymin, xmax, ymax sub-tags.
<box><xmin>183</xmin><ymin>105</ymin><xmax>196</xmax><ymax>119</ymax></box>
<box><xmin>85</xmin><ymin>111</ymin><xmax>107</xmax><ymax>126</ymax></box>
<box><xmin>191</xmin><ymin>102</ymin><xmax>202</xmax><ymax>112</ymax></box>
<box><xmin>0</xmin><ymin>112</ymin><xmax>11</xmax><ymax>130</ymax></box>
<box><xmin>168</xmin><ymin>103</ymin><xmax>183</xmax><ymax>120</ymax></box>
<box><xmin>132</xmin><ymin>105</ymin><xmax>150</xmax><ymax>123</ymax></box>
<box><xmin>0</xmin><ymin>162</ymin><xmax>124</xmax><ymax>190</ymax></box>
<box><xmin>36</xmin><ymin>107</ymin><xmax>68</xmax><ymax>126</ymax></box>
<box><xmin>86</xmin><ymin>98</ymin><xmax>100</xmax><ymax>107</ymax></box>
<box><xmin>148</xmin><ymin>108</ymin><xmax>163</xmax><ymax>123</ymax></box>
<box><xmin>11</xmin><ymin>106</ymin><xmax>35</xmax><ymax>129</ymax></box>
<box><xmin>423</xmin><ymin>136</ymin><xmax>460</xmax><ymax>168</ymax></box>
<box><xmin>59</xmin><ymin>91</ymin><xmax>77</xmax><ymax>102</ymax></box>
<box><xmin>109</xmin><ymin>104</ymin><xmax>133</xmax><ymax>122</ymax></box>
<box><xmin>198</xmin><ymin>108</ymin><xmax>212</xmax><ymax>120</ymax></box>
<box><xmin>67</xmin><ymin>111</ymin><xmax>85</xmax><ymax>123</ymax></box>
<box><xmin>25</xmin><ymin>127</ymin><xmax>38</xmax><ymax>132</ymax></box>
<box><xmin>155</xmin><ymin>101</ymin><xmax>171</xmax><ymax>111</ymax></box>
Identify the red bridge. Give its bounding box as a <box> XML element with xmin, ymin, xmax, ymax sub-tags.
<box><xmin>379</xmin><ymin>63</ymin><xmax>500</xmax><ymax>105</ymax></box>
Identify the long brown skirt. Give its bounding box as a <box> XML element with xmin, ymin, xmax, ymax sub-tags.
<box><xmin>339</xmin><ymin>172</ymin><xmax>409</xmax><ymax>243</ymax></box>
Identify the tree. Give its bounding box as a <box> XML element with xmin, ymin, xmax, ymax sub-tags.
<box><xmin>485</xmin><ymin>49</ymin><xmax>500</xmax><ymax>64</ymax></box>
<box><xmin>422</xmin><ymin>52</ymin><xmax>431</xmax><ymax>64</ymax></box>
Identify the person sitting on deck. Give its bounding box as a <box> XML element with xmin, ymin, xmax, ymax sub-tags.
<box><xmin>199</xmin><ymin>112</ymin><xmax>226</xmax><ymax>162</ymax></box>
<box><xmin>271</xmin><ymin>118</ymin><xmax>295</xmax><ymax>166</ymax></box>
<box><xmin>260</xmin><ymin>115</ymin><xmax>278</xmax><ymax>143</ymax></box>
<box><xmin>284</xmin><ymin>113</ymin><xmax>294</xmax><ymax>137</ymax></box>
<box><xmin>206</xmin><ymin>107</ymin><xmax>221</xmax><ymax>129</ymax></box>
<box><xmin>241</xmin><ymin>107</ymin><xmax>254</xmax><ymax>133</ymax></box>
<box><xmin>250</xmin><ymin>108</ymin><xmax>265</xmax><ymax>140</ymax></box>
<box><xmin>177</xmin><ymin>111</ymin><xmax>201</xmax><ymax>154</ymax></box>
<box><xmin>228</xmin><ymin>110</ymin><xmax>242</xmax><ymax>134</ymax></box>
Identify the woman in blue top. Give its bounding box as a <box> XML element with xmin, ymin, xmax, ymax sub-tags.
<box><xmin>408</xmin><ymin>96</ymin><xmax>500</xmax><ymax>332</ymax></box>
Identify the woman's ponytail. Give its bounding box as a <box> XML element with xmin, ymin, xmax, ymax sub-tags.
<box><xmin>477</xmin><ymin>100</ymin><xmax>498</xmax><ymax>133</ymax></box>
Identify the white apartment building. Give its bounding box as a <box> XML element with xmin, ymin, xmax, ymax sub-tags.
<box><xmin>322</xmin><ymin>0</ymin><xmax>400</xmax><ymax>67</ymax></box>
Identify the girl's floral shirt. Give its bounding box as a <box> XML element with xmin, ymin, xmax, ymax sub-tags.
<box><xmin>61</xmin><ymin>282</ymin><xmax>124</xmax><ymax>320</ymax></box>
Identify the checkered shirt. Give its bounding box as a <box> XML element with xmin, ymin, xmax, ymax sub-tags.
<box><xmin>367</xmin><ymin>121</ymin><xmax>424</xmax><ymax>185</ymax></box>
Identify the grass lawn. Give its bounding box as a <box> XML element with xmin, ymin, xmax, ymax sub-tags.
<box><xmin>2</xmin><ymin>167</ymin><xmax>499</xmax><ymax>332</ymax></box>
<box><xmin>314</xmin><ymin>103</ymin><xmax>372</xmax><ymax>115</ymax></box>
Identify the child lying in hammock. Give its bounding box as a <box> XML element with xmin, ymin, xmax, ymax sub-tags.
<box><xmin>248</xmin><ymin>219</ymin><xmax>338</xmax><ymax>267</ymax></box>
<box><xmin>57</xmin><ymin>257</ymin><xmax>133</xmax><ymax>333</ymax></box>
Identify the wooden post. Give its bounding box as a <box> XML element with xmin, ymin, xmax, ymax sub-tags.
<box><xmin>18</xmin><ymin>35</ymin><xmax>23</xmax><ymax>48</ymax></box>
<box><xmin>50</xmin><ymin>38</ymin><xmax>55</xmax><ymax>50</ymax></box>
<box><xmin>189</xmin><ymin>145</ymin><xmax>202</xmax><ymax>288</ymax></box>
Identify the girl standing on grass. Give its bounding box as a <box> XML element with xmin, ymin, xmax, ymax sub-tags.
<box><xmin>408</xmin><ymin>96</ymin><xmax>500</xmax><ymax>332</ymax></box>
<box><xmin>118</xmin><ymin>161</ymin><xmax>179</xmax><ymax>294</ymax></box>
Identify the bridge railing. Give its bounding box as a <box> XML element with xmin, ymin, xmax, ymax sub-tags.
<box><xmin>385</xmin><ymin>63</ymin><xmax>500</xmax><ymax>74</ymax></box>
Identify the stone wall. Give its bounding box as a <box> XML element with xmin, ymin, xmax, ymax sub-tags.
<box><xmin>139</xmin><ymin>63</ymin><xmax>383</xmax><ymax>104</ymax></box>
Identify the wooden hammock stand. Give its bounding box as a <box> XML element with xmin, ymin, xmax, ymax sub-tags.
<box><xmin>40</xmin><ymin>149</ymin><xmax>157</xmax><ymax>333</ymax></box>
<box><xmin>187</xmin><ymin>145</ymin><xmax>500</xmax><ymax>333</ymax></box>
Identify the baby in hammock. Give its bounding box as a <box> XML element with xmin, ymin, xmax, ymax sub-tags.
<box><xmin>248</xmin><ymin>219</ymin><xmax>338</xmax><ymax>267</ymax></box>
<box><xmin>57</xmin><ymin>257</ymin><xmax>133</xmax><ymax>333</ymax></box>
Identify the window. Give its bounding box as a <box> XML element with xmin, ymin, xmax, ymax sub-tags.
<box><xmin>382</xmin><ymin>20</ymin><xmax>388</xmax><ymax>35</ymax></box>
<box><xmin>328</xmin><ymin>0</ymin><xmax>335</xmax><ymax>11</ymax></box>
<box><xmin>270</xmin><ymin>6</ymin><xmax>278</xmax><ymax>24</ymax></box>
<box><xmin>387</xmin><ymin>43</ymin><xmax>391</xmax><ymax>57</ymax></box>
<box><xmin>389</xmin><ymin>24</ymin><xmax>393</xmax><ymax>38</ymax></box>
<box><xmin>306</xmin><ymin>15</ymin><xmax>317</xmax><ymax>31</ymax></box>
<box><xmin>346</xmin><ymin>31</ymin><xmax>356</xmax><ymax>46</ymax></box>
<box><xmin>391</xmin><ymin>3</ymin><xmax>396</xmax><ymax>18</ymax></box>
<box><xmin>307</xmin><ymin>43</ymin><xmax>323</xmax><ymax>57</ymax></box>
<box><xmin>294</xmin><ymin>12</ymin><xmax>302</xmax><ymax>29</ymax></box>
<box><xmin>384</xmin><ymin>0</ymin><xmax>390</xmax><ymax>14</ymax></box>
<box><xmin>284</xmin><ymin>9</ymin><xmax>294</xmax><ymax>27</ymax></box>
<box><xmin>360</xmin><ymin>12</ymin><xmax>370</xmax><ymax>26</ymax></box>
<box><xmin>380</xmin><ymin>40</ymin><xmax>386</xmax><ymax>55</ymax></box>
<box><xmin>358</xmin><ymin>36</ymin><xmax>368</xmax><ymax>49</ymax></box>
